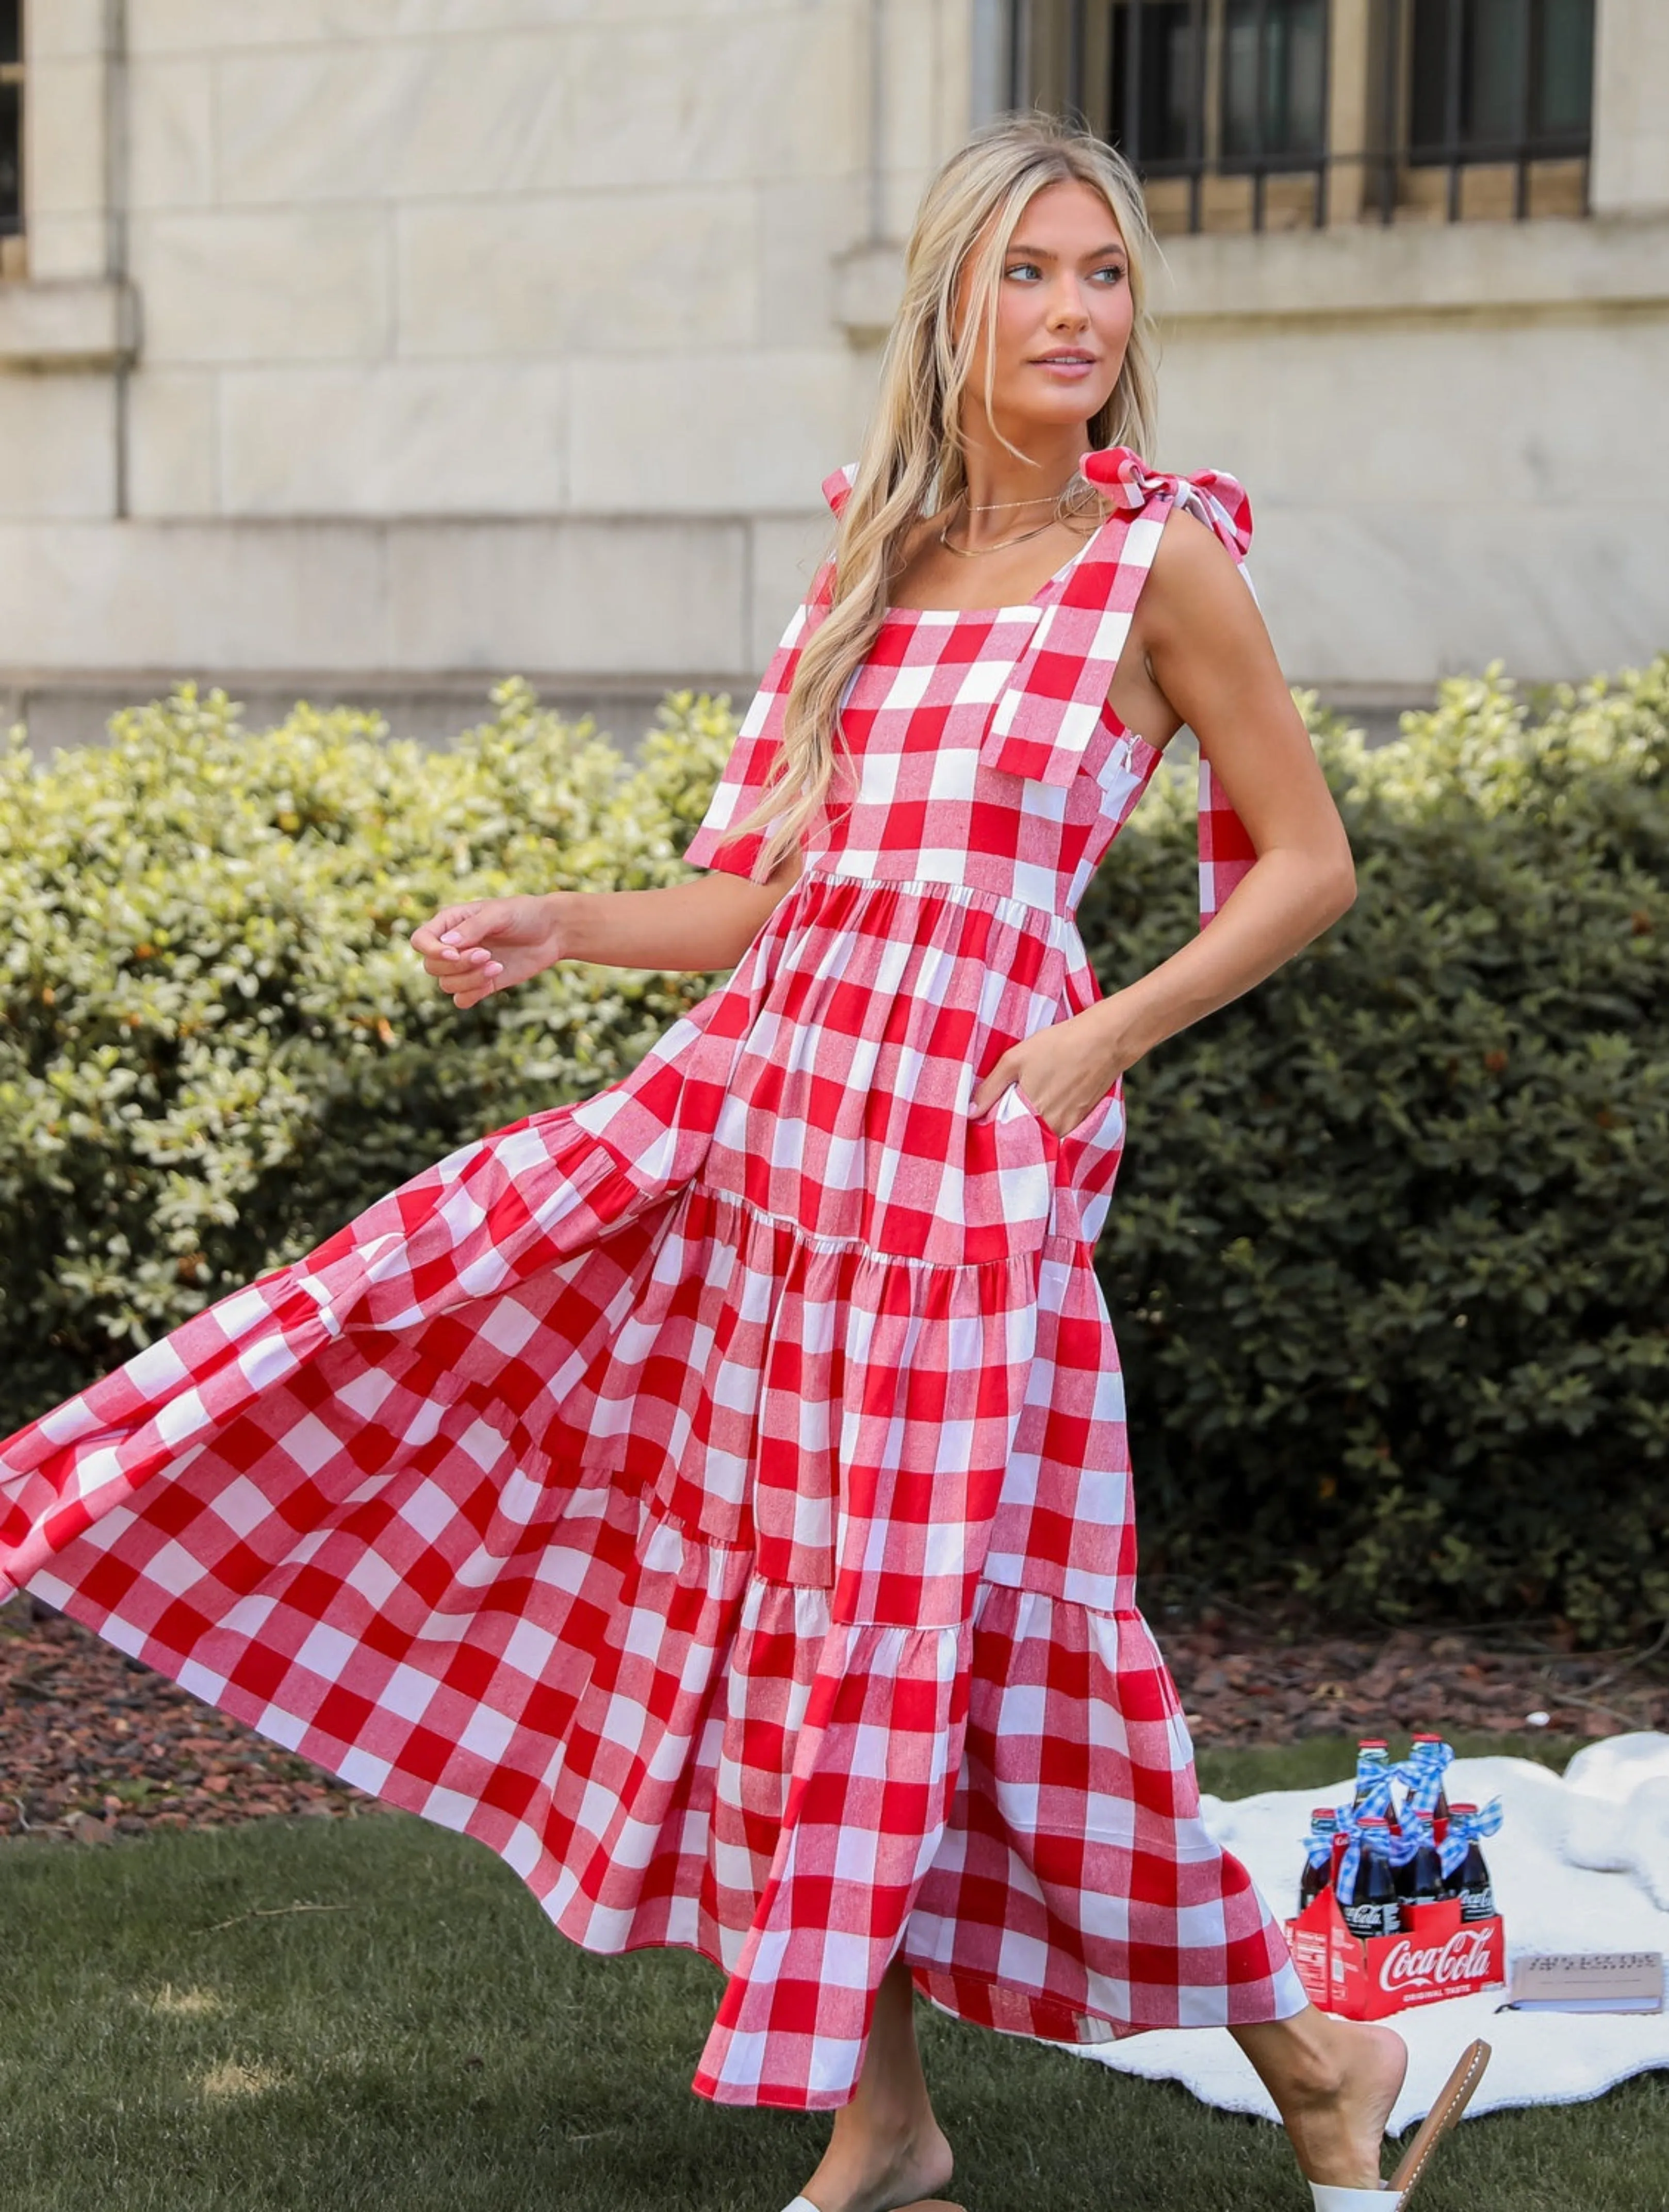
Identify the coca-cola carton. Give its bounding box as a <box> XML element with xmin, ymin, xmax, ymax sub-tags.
<box><xmin>1284</xmin><ymin>1888</ymin><xmax>1504</xmax><ymax>2020</ymax></box>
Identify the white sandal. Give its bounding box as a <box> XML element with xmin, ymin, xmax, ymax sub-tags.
<box><xmin>1310</xmin><ymin>2038</ymin><xmax>1491</xmax><ymax>2208</ymax></box>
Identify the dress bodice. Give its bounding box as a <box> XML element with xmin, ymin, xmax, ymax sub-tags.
<box><xmin>685</xmin><ymin>446</ymin><xmax>1260</xmax><ymax>931</ymax></box>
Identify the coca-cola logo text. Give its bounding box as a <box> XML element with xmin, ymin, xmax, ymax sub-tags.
<box><xmin>1377</xmin><ymin>1927</ymin><xmax>1494</xmax><ymax>1993</ymax></box>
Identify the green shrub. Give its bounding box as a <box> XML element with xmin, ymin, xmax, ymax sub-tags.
<box><xmin>1082</xmin><ymin>662</ymin><xmax>1669</xmax><ymax>1641</ymax></box>
<box><xmin>0</xmin><ymin>681</ymin><xmax>732</xmax><ymax>1421</ymax></box>
<box><xmin>3</xmin><ymin>663</ymin><xmax>1665</xmax><ymax>1640</ymax></box>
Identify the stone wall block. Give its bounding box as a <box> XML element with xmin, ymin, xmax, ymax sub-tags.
<box><xmin>560</xmin><ymin>14</ymin><xmax>858</xmax><ymax>189</ymax></box>
<box><xmin>388</xmin><ymin>515</ymin><xmax>749</xmax><ymax>676</ymax></box>
<box><xmin>748</xmin><ymin>511</ymin><xmax>834</xmax><ymax>669</ymax></box>
<box><xmin>24</xmin><ymin>56</ymin><xmax>106</xmax><ymax>216</ymax></box>
<box><xmin>569</xmin><ymin>350</ymin><xmax>862</xmax><ymax>514</ymax></box>
<box><xmin>0</xmin><ymin>379</ymin><xmax>115</xmax><ymax>519</ymax></box>
<box><xmin>1592</xmin><ymin>0</ymin><xmax>1669</xmax><ymax>214</ymax></box>
<box><xmin>1158</xmin><ymin>315</ymin><xmax>1669</xmax><ymax>513</ymax></box>
<box><xmin>23</xmin><ymin>0</ymin><xmax>107</xmax><ymax>60</ymax></box>
<box><xmin>126</xmin><ymin>370</ymin><xmax>222</xmax><ymax>517</ymax></box>
<box><xmin>759</xmin><ymin>178</ymin><xmax>857</xmax><ymax>349</ymax></box>
<box><xmin>220</xmin><ymin>362</ymin><xmax>568</xmax><ymax>515</ymax></box>
<box><xmin>131</xmin><ymin>209</ymin><xmax>391</xmax><ymax>363</ymax></box>
<box><xmin>128</xmin><ymin>57</ymin><xmax>218</xmax><ymax>210</ymax></box>
<box><xmin>128</xmin><ymin>2</ymin><xmax>768</xmax><ymax>54</ymax></box>
<box><xmin>1252</xmin><ymin>501</ymin><xmax>1663</xmax><ymax>686</ymax></box>
<box><xmin>213</xmin><ymin>36</ymin><xmax>571</xmax><ymax>204</ymax></box>
<box><xmin>0</xmin><ymin>519</ymin><xmax>389</xmax><ymax>669</ymax></box>
<box><xmin>20</xmin><ymin>215</ymin><xmax>110</xmax><ymax>283</ymax></box>
<box><xmin>396</xmin><ymin>187</ymin><xmax>758</xmax><ymax>358</ymax></box>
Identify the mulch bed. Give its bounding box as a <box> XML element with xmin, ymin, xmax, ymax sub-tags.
<box><xmin>1160</xmin><ymin>1603</ymin><xmax>1669</xmax><ymax>1747</ymax></box>
<box><xmin>2</xmin><ymin>1599</ymin><xmax>371</xmax><ymax>1844</ymax></box>
<box><xmin>5</xmin><ymin>1594</ymin><xmax>1667</xmax><ymax>1844</ymax></box>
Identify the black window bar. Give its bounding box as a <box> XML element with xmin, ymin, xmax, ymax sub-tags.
<box><xmin>0</xmin><ymin>0</ymin><xmax>22</xmax><ymax>250</ymax></box>
<box><xmin>1009</xmin><ymin>0</ymin><xmax>1594</xmax><ymax>233</ymax></box>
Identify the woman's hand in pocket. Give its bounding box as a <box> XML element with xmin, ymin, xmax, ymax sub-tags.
<box><xmin>971</xmin><ymin>1006</ymin><xmax>1130</xmax><ymax>1139</ymax></box>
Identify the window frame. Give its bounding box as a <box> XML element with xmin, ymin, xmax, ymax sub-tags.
<box><xmin>1</xmin><ymin>0</ymin><xmax>23</xmax><ymax>280</ymax></box>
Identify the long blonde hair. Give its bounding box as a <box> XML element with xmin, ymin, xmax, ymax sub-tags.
<box><xmin>730</xmin><ymin>115</ymin><xmax>1159</xmax><ymax>878</ymax></box>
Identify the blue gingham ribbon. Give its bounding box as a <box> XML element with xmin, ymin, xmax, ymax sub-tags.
<box><xmin>1334</xmin><ymin>1806</ymin><xmax>1421</xmax><ymax>1898</ymax></box>
<box><xmin>1438</xmin><ymin>1796</ymin><xmax>1503</xmax><ymax>1880</ymax></box>
<box><xmin>1350</xmin><ymin>1760</ymin><xmax>1398</xmax><ymax>1824</ymax></box>
<box><xmin>1334</xmin><ymin>1810</ymin><xmax>1370</xmax><ymax>1899</ymax></box>
<box><xmin>1303</xmin><ymin>1825</ymin><xmax>1336</xmax><ymax>1876</ymax></box>
<box><xmin>1399</xmin><ymin>1737</ymin><xmax>1455</xmax><ymax>1818</ymax></box>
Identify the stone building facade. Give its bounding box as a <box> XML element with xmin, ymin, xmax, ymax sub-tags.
<box><xmin>1</xmin><ymin>2</ymin><xmax>1665</xmax><ymax>747</ymax></box>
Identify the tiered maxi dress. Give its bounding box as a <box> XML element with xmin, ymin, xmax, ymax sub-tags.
<box><xmin>1</xmin><ymin>446</ymin><xmax>1305</xmax><ymax>2110</ymax></box>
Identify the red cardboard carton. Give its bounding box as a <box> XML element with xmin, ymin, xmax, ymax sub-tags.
<box><xmin>1283</xmin><ymin>1888</ymin><xmax>1504</xmax><ymax>2020</ymax></box>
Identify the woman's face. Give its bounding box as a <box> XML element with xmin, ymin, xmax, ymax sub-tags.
<box><xmin>957</xmin><ymin>178</ymin><xmax>1134</xmax><ymax>443</ymax></box>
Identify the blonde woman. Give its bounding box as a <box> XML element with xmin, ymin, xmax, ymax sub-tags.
<box><xmin>2</xmin><ymin>118</ymin><xmax>1486</xmax><ymax>2211</ymax></box>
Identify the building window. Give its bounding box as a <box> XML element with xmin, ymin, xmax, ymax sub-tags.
<box><xmin>1220</xmin><ymin>0</ymin><xmax>1329</xmax><ymax>167</ymax></box>
<box><xmin>1010</xmin><ymin>0</ymin><xmax>1594</xmax><ymax>233</ymax></box>
<box><xmin>1402</xmin><ymin>0</ymin><xmax>1594</xmax><ymax>218</ymax></box>
<box><xmin>1</xmin><ymin>0</ymin><xmax>22</xmax><ymax>280</ymax></box>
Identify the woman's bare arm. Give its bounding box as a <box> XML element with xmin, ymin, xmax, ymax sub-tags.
<box><xmin>1097</xmin><ymin>511</ymin><xmax>1356</xmax><ymax>1056</ymax></box>
<box><xmin>973</xmin><ymin>513</ymin><xmax>1355</xmax><ymax>1129</ymax></box>
<box><xmin>411</xmin><ymin>854</ymin><xmax>803</xmax><ymax>1011</ymax></box>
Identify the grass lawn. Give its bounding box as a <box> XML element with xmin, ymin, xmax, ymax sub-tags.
<box><xmin>4</xmin><ymin>1737</ymin><xmax>1665</xmax><ymax>2211</ymax></box>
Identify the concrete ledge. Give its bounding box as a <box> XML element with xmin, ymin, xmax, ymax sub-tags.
<box><xmin>2</xmin><ymin>669</ymin><xmax>745</xmax><ymax>757</ymax></box>
<box><xmin>1154</xmin><ymin>215</ymin><xmax>1669</xmax><ymax>324</ymax></box>
<box><xmin>0</xmin><ymin>280</ymin><xmax>141</xmax><ymax>371</ymax></box>
<box><xmin>829</xmin><ymin>216</ymin><xmax>1669</xmax><ymax>340</ymax></box>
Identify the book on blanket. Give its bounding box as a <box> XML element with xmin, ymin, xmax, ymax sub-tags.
<box><xmin>1508</xmin><ymin>1953</ymin><xmax>1664</xmax><ymax>2013</ymax></box>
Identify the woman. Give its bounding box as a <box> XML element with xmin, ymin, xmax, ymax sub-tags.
<box><xmin>2</xmin><ymin>119</ymin><xmax>1484</xmax><ymax>2211</ymax></box>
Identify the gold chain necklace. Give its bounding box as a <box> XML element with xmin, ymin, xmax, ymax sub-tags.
<box><xmin>937</xmin><ymin>508</ymin><xmax>1062</xmax><ymax>560</ymax></box>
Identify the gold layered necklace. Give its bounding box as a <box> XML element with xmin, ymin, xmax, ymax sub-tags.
<box><xmin>936</xmin><ymin>485</ymin><xmax>1078</xmax><ymax>560</ymax></box>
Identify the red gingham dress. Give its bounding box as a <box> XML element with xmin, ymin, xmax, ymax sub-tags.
<box><xmin>1</xmin><ymin>448</ymin><xmax>1304</xmax><ymax>2108</ymax></box>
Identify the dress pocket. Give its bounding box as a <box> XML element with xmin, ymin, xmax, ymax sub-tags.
<box><xmin>1056</xmin><ymin>1083</ymin><xmax>1125</xmax><ymax>1154</ymax></box>
<box><xmin>1008</xmin><ymin>1079</ymin><xmax>1122</xmax><ymax>1154</ymax></box>
<box><xmin>960</xmin><ymin>1081</ymin><xmax>1056</xmax><ymax>1259</ymax></box>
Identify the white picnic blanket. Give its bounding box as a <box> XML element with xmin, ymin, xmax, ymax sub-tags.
<box><xmin>1083</xmin><ymin>1734</ymin><xmax>1669</xmax><ymax>2128</ymax></box>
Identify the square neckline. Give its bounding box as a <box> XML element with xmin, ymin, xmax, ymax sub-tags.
<box><xmin>877</xmin><ymin>510</ymin><xmax>1110</xmax><ymax>625</ymax></box>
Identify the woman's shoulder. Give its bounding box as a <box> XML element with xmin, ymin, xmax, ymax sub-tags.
<box><xmin>1080</xmin><ymin>446</ymin><xmax>1253</xmax><ymax>562</ymax></box>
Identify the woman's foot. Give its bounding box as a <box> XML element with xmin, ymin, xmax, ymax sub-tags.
<box><xmin>793</xmin><ymin>2109</ymin><xmax>957</xmax><ymax>2212</ymax></box>
<box><xmin>790</xmin><ymin>1955</ymin><xmax>962</xmax><ymax>2212</ymax></box>
<box><xmin>1232</xmin><ymin>2008</ymin><xmax>1409</xmax><ymax>2191</ymax></box>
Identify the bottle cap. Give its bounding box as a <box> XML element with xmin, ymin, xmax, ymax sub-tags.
<box><xmin>1359</xmin><ymin>1814</ymin><xmax>1388</xmax><ymax>1829</ymax></box>
<box><xmin>1312</xmin><ymin>1807</ymin><xmax>1337</xmax><ymax>1820</ymax></box>
<box><xmin>1450</xmin><ymin>1800</ymin><xmax>1478</xmax><ymax>1814</ymax></box>
<box><xmin>1411</xmin><ymin>1731</ymin><xmax>1444</xmax><ymax>1743</ymax></box>
<box><xmin>1358</xmin><ymin>1738</ymin><xmax>1388</xmax><ymax>1751</ymax></box>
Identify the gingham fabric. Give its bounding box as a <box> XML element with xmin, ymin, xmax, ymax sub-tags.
<box><xmin>0</xmin><ymin>448</ymin><xmax>1303</xmax><ymax>2109</ymax></box>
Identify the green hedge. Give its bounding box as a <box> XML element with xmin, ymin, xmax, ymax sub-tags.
<box><xmin>0</xmin><ymin>681</ymin><xmax>731</xmax><ymax>1421</ymax></box>
<box><xmin>1081</xmin><ymin>663</ymin><xmax>1669</xmax><ymax>1641</ymax></box>
<box><xmin>3</xmin><ymin>664</ymin><xmax>1665</xmax><ymax>1639</ymax></box>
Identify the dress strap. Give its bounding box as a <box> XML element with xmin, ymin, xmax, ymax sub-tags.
<box><xmin>823</xmin><ymin>463</ymin><xmax>857</xmax><ymax>518</ymax></box>
<box><xmin>977</xmin><ymin>445</ymin><xmax>1259</xmax><ymax>928</ymax></box>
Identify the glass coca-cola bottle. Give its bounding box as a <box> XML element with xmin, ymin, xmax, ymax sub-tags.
<box><xmin>1339</xmin><ymin>1814</ymin><xmax>1399</xmax><ymax>1940</ymax></box>
<box><xmin>1396</xmin><ymin>1810</ymin><xmax>1444</xmax><ymax>1915</ymax></box>
<box><xmin>1447</xmin><ymin>1802</ymin><xmax>1496</xmax><ymax>1921</ymax></box>
<box><xmin>1406</xmin><ymin>1731</ymin><xmax>1453</xmax><ymax>1834</ymax></box>
<box><xmin>1299</xmin><ymin>1809</ymin><xmax>1338</xmax><ymax>1913</ymax></box>
<box><xmin>1351</xmin><ymin>1740</ymin><xmax>1393</xmax><ymax>1813</ymax></box>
